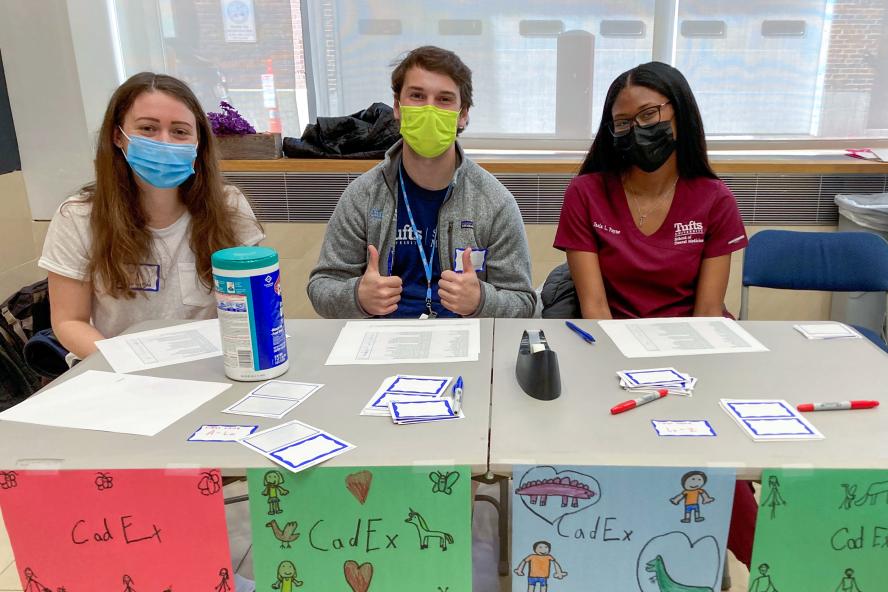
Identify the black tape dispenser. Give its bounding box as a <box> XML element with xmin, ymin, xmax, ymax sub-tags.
<box><xmin>515</xmin><ymin>329</ymin><xmax>562</xmax><ymax>401</ymax></box>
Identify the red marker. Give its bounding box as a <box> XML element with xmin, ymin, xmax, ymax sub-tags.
<box><xmin>611</xmin><ymin>389</ymin><xmax>668</xmax><ymax>415</ymax></box>
<box><xmin>797</xmin><ymin>400</ymin><xmax>879</xmax><ymax>412</ymax></box>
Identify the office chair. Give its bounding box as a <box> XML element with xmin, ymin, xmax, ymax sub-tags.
<box><xmin>740</xmin><ymin>230</ymin><xmax>888</xmax><ymax>353</ymax></box>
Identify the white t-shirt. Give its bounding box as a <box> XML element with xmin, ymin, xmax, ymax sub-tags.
<box><xmin>38</xmin><ymin>186</ymin><xmax>265</xmax><ymax>338</ymax></box>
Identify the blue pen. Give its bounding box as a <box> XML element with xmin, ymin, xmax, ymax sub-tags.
<box><xmin>452</xmin><ymin>376</ymin><xmax>464</xmax><ymax>414</ymax></box>
<box><xmin>565</xmin><ymin>321</ymin><xmax>596</xmax><ymax>344</ymax></box>
<box><xmin>387</xmin><ymin>248</ymin><xmax>394</xmax><ymax>276</ymax></box>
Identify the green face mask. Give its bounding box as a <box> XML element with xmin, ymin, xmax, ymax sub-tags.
<box><xmin>399</xmin><ymin>104</ymin><xmax>460</xmax><ymax>159</ymax></box>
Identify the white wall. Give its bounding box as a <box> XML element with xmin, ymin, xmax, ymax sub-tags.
<box><xmin>0</xmin><ymin>0</ymin><xmax>119</xmax><ymax>219</ymax></box>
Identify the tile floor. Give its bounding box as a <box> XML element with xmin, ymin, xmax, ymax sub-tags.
<box><xmin>0</xmin><ymin>482</ymin><xmax>751</xmax><ymax>592</ymax></box>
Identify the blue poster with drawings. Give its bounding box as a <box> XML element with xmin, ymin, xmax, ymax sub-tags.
<box><xmin>511</xmin><ymin>465</ymin><xmax>736</xmax><ymax>592</ymax></box>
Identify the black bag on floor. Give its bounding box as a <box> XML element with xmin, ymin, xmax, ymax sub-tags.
<box><xmin>0</xmin><ymin>278</ymin><xmax>50</xmax><ymax>409</ymax></box>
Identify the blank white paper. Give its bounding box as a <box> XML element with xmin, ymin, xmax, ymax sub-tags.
<box><xmin>0</xmin><ymin>370</ymin><xmax>230</xmax><ymax>436</ymax></box>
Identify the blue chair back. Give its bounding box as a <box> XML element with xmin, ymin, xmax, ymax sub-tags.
<box><xmin>740</xmin><ymin>230</ymin><xmax>888</xmax><ymax>353</ymax></box>
<box><xmin>742</xmin><ymin>230</ymin><xmax>888</xmax><ymax>292</ymax></box>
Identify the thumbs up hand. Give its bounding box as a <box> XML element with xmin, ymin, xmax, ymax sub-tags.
<box><xmin>357</xmin><ymin>245</ymin><xmax>402</xmax><ymax>316</ymax></box>
<box><xmin>439</xmin><ymin>247</ymin><xmax>481</xmax><ymax>316</ymax></box>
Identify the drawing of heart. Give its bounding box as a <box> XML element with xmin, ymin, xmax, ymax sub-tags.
<box><xmin>636</xmin><ymin>532</ymin><xmax>721</xmax><ymax>592</ymax></box>
<box><xmin>515</xmin><ymin>465</ymin><xmax>601</xmax><ymax>525</ymax></box>
<box><xmin>345</xmin><ymin>470</ymin><xmax>373</xmax><ymax>505</ymax></box>
<box><xmin>343</xmin><ymin>560</ymin><xmax>373</xmax><ymax>592</ymax></box>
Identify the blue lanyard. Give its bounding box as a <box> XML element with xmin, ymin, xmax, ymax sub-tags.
<box><xmin>398</xmin><ymin>166</ymin><xmax>444</xmax><ymax>316</ymax></box>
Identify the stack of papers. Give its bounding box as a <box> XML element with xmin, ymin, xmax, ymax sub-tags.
<box><xmin>389</xmin><ymin>398</ymin><xmax>463</xmax><ymax>425</ymax></box>
<box><xmin>361</xmin><ymin>375</ymin><xmax>453</xmax><ymax>416</ymax></box>
<box><xmin>794</xmin><ymin>323</ymin><xmax>861</xmax><ymax>340</ymax></box>
<box><xmin>617</xmin><ymin>367</ymin><xmax>697</xmax><ymax>397</ymax></box>
<box><xmin>720</xmin><ymin>399</ymin><xmax>824</xmax><ymax>441</ymax></box>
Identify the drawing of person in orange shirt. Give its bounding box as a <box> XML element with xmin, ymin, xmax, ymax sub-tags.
<box><xmin>513</xmin><ymin>540</ymin><xmax>567</xmax><ymax>592</ymax></box>
<box><xmin>670</xmin><ymin>470</ymin><xmax>715</xmax><ymax>523</ymax></box>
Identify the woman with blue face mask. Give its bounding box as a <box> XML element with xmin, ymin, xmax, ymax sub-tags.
<box><xmin>39</xmin><ymin>73</ymin><xmax>264</xmax><ymax>359</ymax></box>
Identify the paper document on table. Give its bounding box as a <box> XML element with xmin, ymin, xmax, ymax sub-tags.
<box><xmin>794</xmin><ymin>322</ymin><xmax>861</xmax><ymax>340</ymax></box>
<box><xmin>361</xmin><ymin>375</ymin><xmax>453</xmax><ymax>416</ymax></box>
<box><xmin>222</xmin><ymin>380</ymin><xmax>324</xmax><ymax>419</ymax></box>
<box><xmin>599</xmin><ymin>317</ymin><xmax>768</xmax><ymax>358</ymax></box>
<box><xmin>0</xmin><ymin>370</ymin><xmax>230</xmax><ymax>436</ymax></box>
<box><xmin>651</xmin><ymin>419</ymin><xmax>717</xmax><ymax>437</ymax></box>
<box><xmin>239</xmin><ymin>419</ymin><xmax>355</xmax><ymax>473</ymax></box>
<box><xmin>720</xmin><ymin>399</ymin><xmax>824</xmax><ymax>441</ymax></box>
<box><xmin>325</xmin><ymin>319</ymin><xmax>481</xmax><ymax>365</ymax></box>
<box><xmin>96</xmin><ymin>319</ymin><xmax>222</xmax><ymax>373</ymax></box>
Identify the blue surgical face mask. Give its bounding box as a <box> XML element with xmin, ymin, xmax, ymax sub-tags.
<box><xmin>119</xmin><ymin>127</ymin><xmax>198</xmax><ymax>189</ymax></box>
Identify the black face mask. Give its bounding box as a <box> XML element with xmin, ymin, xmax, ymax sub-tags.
<box><xmin>614</xmin><ymin>121</ymin><xmax>676</xmax><ymax>173</ymax></box>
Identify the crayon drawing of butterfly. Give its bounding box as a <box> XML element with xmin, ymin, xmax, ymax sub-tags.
<box><xmin>429</xmin><ymin>470</ymin><xmax>460</xmax><ymax>495</ymax></box>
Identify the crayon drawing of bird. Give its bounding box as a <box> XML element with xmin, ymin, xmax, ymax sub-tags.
<box><xmin>266</xmin><ymin>519</ymin><xmax>300</xmax><ymax>548</ymax></box>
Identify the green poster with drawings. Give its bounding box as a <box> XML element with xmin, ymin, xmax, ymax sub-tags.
<box><xmin>247</xmin><ymin>465</ymin><xmax>471</xmax><ymax>591</ymax></box>
<box><xmin>749</xmin><ymin>468</ymin><xmax>888</xmax><ymax>592</ymax></box>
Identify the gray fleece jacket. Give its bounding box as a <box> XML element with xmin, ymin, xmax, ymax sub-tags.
<box><xmin>307</xmin><ymin>140</ymin><xmax>536</xmax><ymax>318</ymax></box>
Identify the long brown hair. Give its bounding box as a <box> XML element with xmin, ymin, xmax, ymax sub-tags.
<box><xmin>76</xmin><ymin>72</ymin><xmax>257</xmax><ymax>298</ymax></box>
<box><xmin>579</xmin><ymin>62</ymin><xmax>715</xmax><ymax>179</ymax></box>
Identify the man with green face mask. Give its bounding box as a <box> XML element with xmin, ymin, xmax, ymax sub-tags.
<box><xmin>308</xmin><ymin>46</ymin><xmax>535</xmax><ymax>319</ymax></box>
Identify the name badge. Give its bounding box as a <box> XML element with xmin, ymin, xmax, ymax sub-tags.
<box><xmin>453</xmin><ymin>248</ymin><xmax>487</xmax><ymax>272</ymax></box>
<box><xmin>129</xmin><ymin>263</ymin><xmax>160</xmax><ymax>291</ymax></box>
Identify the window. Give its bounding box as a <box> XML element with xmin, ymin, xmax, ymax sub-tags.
<box><xmin>676</xmin><ymin>0</ymin><xmax>887</xmax><ymax>140</ymax></box>
<box><xmin>110</xmin><ymin>0</ymin><xmax>888</xmax><ymax>146</ymax></box>
<box><xmin>303</xmin><ymin>0</ymin><xmax>654</xmax><ymax>139</ymax></box>
<box><xmin>114</xmin><ymin>0</ymin><xmax>308</xmax><ymax>141</ymax></box>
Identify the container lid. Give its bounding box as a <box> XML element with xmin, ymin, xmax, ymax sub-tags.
<box><xmin>212</xmin><ymin>246</ymin><xmax>279</xmax><ymax>270</ymax></box>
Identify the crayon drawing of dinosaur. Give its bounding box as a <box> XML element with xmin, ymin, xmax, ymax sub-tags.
<box><xmin>405</xmin><ymin>508</ymin><xmax>454</xmax><ymax>551</ymax></box>
<box><xmin>645</xmin><ymin>555</ymin><xmax>713</xmax><ymax>592</ymax></box>
<box><xmin>854</xmin><ymin>479</ymin><xmax>888</xmax><ymax>506</ymax></box>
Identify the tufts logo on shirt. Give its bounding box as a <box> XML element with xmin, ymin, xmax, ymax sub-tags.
<box><xmin>673</xmin><ymin>220</ymin><xmax>704</xmax><ymax>245</ymax></box>
<box><xmin>395</xmin><ymin>224</ymin><xmax>423</xmax><ymax>243</ymax></box>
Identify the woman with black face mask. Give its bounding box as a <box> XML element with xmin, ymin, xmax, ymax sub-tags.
<box><xmin>552</xmin><ymin>62</ymin><xmax>756</xmax><ymax>571</ymax></box>
<box><xmin>554</xmin><ymin>61</ymin><xmax>746</xmax><ymax>320</ymax></box>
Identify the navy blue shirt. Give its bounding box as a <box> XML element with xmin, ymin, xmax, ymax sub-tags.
<box><xmin>390</xmin><ymin>165</ymin><xmax>457</xmax><ymax>318</ymax></box>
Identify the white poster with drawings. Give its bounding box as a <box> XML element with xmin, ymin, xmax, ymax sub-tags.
<box><xmin>511</xmin><ymin>465</ymin><xmax>735</xmax><ymax>592</ymax></box>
